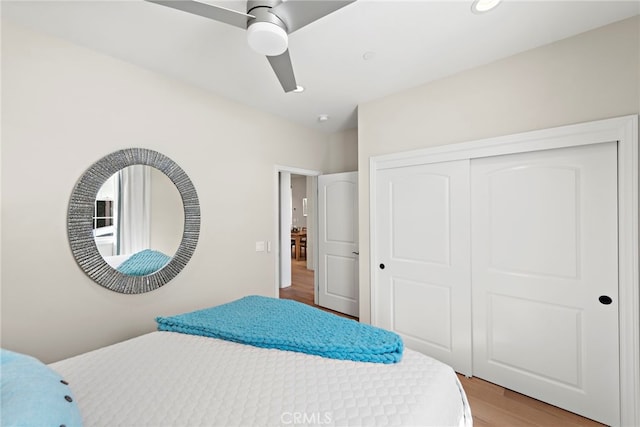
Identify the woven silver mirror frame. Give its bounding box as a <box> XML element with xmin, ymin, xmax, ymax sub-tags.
<box><xmin>68</xmin><ymin>148</ymin><xmax>200</xmax><ymax>294</ymax></box>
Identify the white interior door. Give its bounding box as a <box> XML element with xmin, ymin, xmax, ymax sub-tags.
<box><xmin>374</xmin><ymin>160</ymin><xmax>472</xmax><ymax>375</ymax></box>
<box><xmin>471</xmin><ymin>143</ymin><xmax>619</xmax><ymax>426</ymax></box>
<box><xmin>317</xmin><ymin>172</ymin><xmax>358</xmax><ymax>317</ymax></box>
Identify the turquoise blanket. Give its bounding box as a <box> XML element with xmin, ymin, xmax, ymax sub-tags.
<box><xmin>117</xmin><ymin>249</ymin><xmax>170</xmax><ymax>276</ymax></box>
<box><xmin>156</xmin><ymin>295</ymin><xmax>403</xmax><ymax>364</ymax></box>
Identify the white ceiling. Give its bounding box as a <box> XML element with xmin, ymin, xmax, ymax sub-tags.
<box><xmin>3</xmin><ymin>0</ymin><xmax>639</xmax><ymax>133</ymax></box>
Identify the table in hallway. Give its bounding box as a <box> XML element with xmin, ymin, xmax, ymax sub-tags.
<box><xmin>291</xmin><ymin>231</ymin><xmax>307</xmax><ymax>260</ymax></box>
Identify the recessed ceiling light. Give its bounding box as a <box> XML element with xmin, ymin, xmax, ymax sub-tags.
<box><xmin>293</xmin><ymin>85</ymin><xmax>305</xmax><ymax>93</ymax></box>
<box><xmin>317</xmin><ymin>114</ymin><xmax>329</xmax><ymax>123</ymax></box>
<box><xmin>471</xmin><ymin>0</ymin><xmax>502</xmax><ymax>14</ymax></box>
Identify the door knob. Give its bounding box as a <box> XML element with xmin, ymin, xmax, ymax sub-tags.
<box><xmin>599</xmin><ymin>295</ymin><xmax>613</xmax><ymax>305</ymax></box>
<box><xmin>379</xmin><ymin>263</ymin><xmax>385</xmax><ymax>269</ymax></box>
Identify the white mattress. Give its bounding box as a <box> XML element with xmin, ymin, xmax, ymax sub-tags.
<box><xmin>103</xmin><ymin>254</ymin><xmax>131</xmax><ymax>269</ymax></box>
<box><xmin>50</xmin><ymin>331</ymin><xmax>472</xmax><ymax>426</ymax></box>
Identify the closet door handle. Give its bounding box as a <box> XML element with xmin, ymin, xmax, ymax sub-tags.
<box><xmin>379</xmin><ymin>263</ymin><xmax>385</xmax><ymax>270</ymax></box>
<box><xmin>599</xmin><ymin>295</ymin><xmax>613</xmax><ymax>305</ymax></box>
<box><xmin>352</xmin><ymin>251</ymin><xmax>359</xmax><ymax>255</ymax></box>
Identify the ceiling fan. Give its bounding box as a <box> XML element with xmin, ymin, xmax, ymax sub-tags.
<box><xmin>146</xmin><ymin>0</ymin><xmax>357</xmax><ymax>92</ymax></box>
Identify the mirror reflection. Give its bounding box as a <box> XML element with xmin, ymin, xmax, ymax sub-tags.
<box><xmin>93</xmin><ymin>165</ymin><xmax>184</xmax><ymax>276</ymax></box>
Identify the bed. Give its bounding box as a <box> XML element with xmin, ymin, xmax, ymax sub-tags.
<box><xmin>4</xmin><ymin>297</ymin><xmax>472</xmax><ymax>426</ymax></box>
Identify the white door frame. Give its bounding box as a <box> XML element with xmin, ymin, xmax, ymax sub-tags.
<box><xmin>279</xmin><ymin>172</ymin><xmax>293</xmax><ymax>288</ymax></box>
<box><xmin>369</xmin><ymin>115</ymin><xmax>639</xmax><ymax>426</ymax></box>
<box><xmin>273</xmin><ymin>165</ymin><xmax>322</xmax><ymax>297</ymax></box>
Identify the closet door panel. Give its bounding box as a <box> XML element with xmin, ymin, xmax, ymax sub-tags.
<box><xmin>375</xmin><ymin>160</ymin><xmax>471</xmax><ymax>375</ymax></box>
<box><xmin>471</xmin><ymin>142</ymin><xmax>619</xmax><ymax>426</ymax></box>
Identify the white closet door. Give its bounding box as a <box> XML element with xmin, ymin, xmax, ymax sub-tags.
<box><xmin>375</xmin><ymin>160</ymin><xmax>471</xmax><ymax>375</ymax></box>
<box><xmin>471</xmin><ymin>143</ymin><xmax>619</xmax><ymax>425</ymax></box>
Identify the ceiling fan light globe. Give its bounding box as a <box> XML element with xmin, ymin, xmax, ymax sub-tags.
<box><xmin>247</xmin><ymin>22</ymin><xmax>288</xmax><ymax>56</ymax></box>
<box><xmin>471</xmin><ymin>0</ymin><xmax>502</xmax><ymax>13</ymax></box>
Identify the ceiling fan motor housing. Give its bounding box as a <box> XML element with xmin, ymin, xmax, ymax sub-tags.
<box><xmin>246</xmin><ymin>0</ymin><xmax>289</xmax><ymax>56</ymax></box>
<box><xmin>246</xmin><ymin>0</ymin><xmax>288</xmax><ymax>31</ymax></box>
<box><xmin>247</xmin><ymin>0</ymin><xmax>283</xmax><ymax>14</ymax></box>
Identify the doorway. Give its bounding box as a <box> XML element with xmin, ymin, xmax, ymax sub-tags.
<box><xmin>275</xmin><ymin>167</ymin><xmax>318</xmax><ymax>292</ymax></box>
<box><xmin>275</xmin><ymin>168</ymin><xmax>358</xmax><ymax>320</ymax></box>
<box><xmin>282</xmin><ymin>173</ymin><xmax>316</xmax><ymax>304</ymax></box>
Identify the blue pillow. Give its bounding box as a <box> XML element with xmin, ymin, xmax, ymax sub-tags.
<box><xmin>1</xmin><ymin>349</ymin><xmax>83</xmax><ymax>427</ymax></box>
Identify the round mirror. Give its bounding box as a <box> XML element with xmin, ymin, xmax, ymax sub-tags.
<box><xmin>68</xmin><ymin>148</ymin><xmax>200</xmax><ymax>293</ymax></box>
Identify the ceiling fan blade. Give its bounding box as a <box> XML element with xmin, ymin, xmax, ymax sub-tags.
<box><xmin>146</xmin><ymin>0</ymin><xmax>253</xmax><ymax>29</ymax></box>
<box><xmin>271</xmin><ymin>0</ymin><xmax>356</xmax><ymax>34</ymax></box>
<box><xmin>267</xmin><ymin>50</ymin><xmax>297</xmax><ymax>92</ymax></box>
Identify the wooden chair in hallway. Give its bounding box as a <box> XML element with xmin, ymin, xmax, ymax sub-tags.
<box><xmin>300</xmin><ymin>236</ymin><xmax>307</xmax><ymax>260</ymax></box>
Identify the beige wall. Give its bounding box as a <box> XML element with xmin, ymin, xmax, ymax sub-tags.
<box><xmin>291</xmin><ymin>175</ymin><xmax>307</xmax><ymax>230</ymax></box>
<box><xmin>0</xmin><ymin>22</ymin><xmax>343</xmax><ymax>363</ymax></box>
<box><xmin>325</xmin><ymin>127</ymin><xmax>358</xmax><ymax>174</ymax></box>
<box><xmin>357</xmin><ymin>16</ymin><xmax>640</xmax><ymax>323</ymax></box>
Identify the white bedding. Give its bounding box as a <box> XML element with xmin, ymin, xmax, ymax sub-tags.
<box><xmin>50</xmin><ymin>331</ymin><xmax>472</xmax><ymax>426</ymax></box>
<box><xmin>102</xmin><ymin>254</ymin><xmax>131</xmax><ymax>269</ymax></box>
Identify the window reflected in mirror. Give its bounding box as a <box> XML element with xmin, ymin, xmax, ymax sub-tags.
<box><xmin>94</xmin><ymin>165</ymin><xmax>184</xmax><ymax>276</ymax></box>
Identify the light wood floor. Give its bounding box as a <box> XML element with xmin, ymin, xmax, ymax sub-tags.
<box><xmin>279</xmin><ymin>258</ymin><xmax>357</xmax><ymax>320</ymax></box>
<box><xmin>280</xmin><ymin>259</ymin><xmax>604</xmax><ymax>427</ymax></box>
<box><xmin>457</xmin><ymin>375</ymin><xmax>604</xmax><ymax>426</ymax></box>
